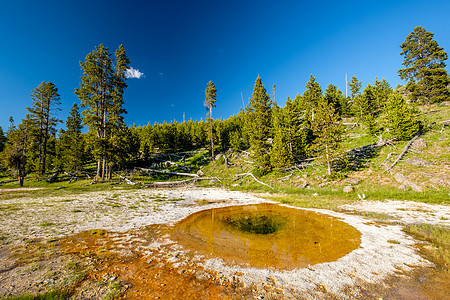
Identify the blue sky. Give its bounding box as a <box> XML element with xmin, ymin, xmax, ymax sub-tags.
<box><xmin>1</xmin><ymin>0</ymin><xmax>450</xmax><ymax>131</ymax></box>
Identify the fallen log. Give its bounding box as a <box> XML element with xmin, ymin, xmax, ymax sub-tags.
<box><xmin>113</xmin><ymin>172</ymin><xmax>138</xmax><ymax>185</ymax></box>
<box><xmin>145</xmin><ymin>177</ymin><xmax>220</xmax><ymax>188</ymax></box>
<box><xmin>46</xmin><ymin>171</ymin><xmax>59</xmax><ymax>183</ymax></box>
<box><xmin>135</xmin><ymin>167</ymin><xmax>199</xmax><ymax>177</ymax></box>
<box><xmin>236</xmin><ymin>172</ymin><xmax>274</xmax><ymax>190</ymax></box>
<box><xmin>63</xmin><ymin>171</ymin><xmax>78</xmax><ymax>184</ymax></box>
<box><xmin>379</xmin><ymin>152</ymin><xmax>396</xmax><ymax>168</ymax></box>
<box><xmin>414</xmin><ymin>109</ymin><xmax>440</xmax><ymax>117</ymax></box>
<box><xmin>384</xmin><ymin>133</ymin><xmax>420</xmax><ymax>173</ymax></box>
<box><xmin>0</xmin><ymin>178</ymin><xmax>20</xmax><ymax>184</ymax></box>
<box><xmin>152</xmin><ymin>158</ymin><xmax>190</xmax><ymax>171</ymax></box>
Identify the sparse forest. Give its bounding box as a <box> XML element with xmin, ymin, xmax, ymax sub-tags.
<box><xmin>0</xmin><ymin>26</ymin><xmax>449</xmax><ymax>189</ymax></box>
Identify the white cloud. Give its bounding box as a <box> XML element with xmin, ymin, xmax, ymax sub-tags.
<box><xmin>125</xmin><ymin>67</ymin><xmax>144</xmax><ymax>79</ymax></box>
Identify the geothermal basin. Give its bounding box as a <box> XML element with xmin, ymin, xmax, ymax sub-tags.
<box><xmin>171</xmin><ymin>203</ymin><xmax>361</xmax><ymax>270</ymax></box>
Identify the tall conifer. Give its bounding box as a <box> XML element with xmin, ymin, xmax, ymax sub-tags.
<box><xmin>309</xmin><ymin>98</ymin><xmax>345</xmax><ymax>176</ymax></box>
<box><xmin>245</xmin><ymin>76</ymin><xmax>272</xmax><ymax>175</ymax></box>
<box><xmin>26</xmin><ymin>81</ymin><xmax>61</xmax><ymax>175</ymax></box>
<box><xmin>204</xmin><ymin>81</ymin><xmax>217</xmax><ymax>159</ymax></box>
<box><xmin>399</xmin><ymin>26</ymin><xmax>450</xmax><ymax>103</ymax></box>
<box><xmin>385</xmin><ymin>93</ymin><xmax>419</xmax><ymax>140</ymax></box>
<box><xmin>75</xmin><ymin>44</ymin><xmax>130</xmax><ymax>181</ymax></box>
<box><xmin>57</xmin><ymin>103</ymin><xmax>84</xmax><ymax>172</ymax></box>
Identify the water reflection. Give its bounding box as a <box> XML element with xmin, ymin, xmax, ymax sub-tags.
<box><xmin>172</xmin><ymin>203</ymin><xmax>361</xmax><ymax>270</ymax></box>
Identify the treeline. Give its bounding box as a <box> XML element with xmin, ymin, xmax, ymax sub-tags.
<box><xmin>0</xmin><ymin>26</ymin><xmax>448</xmax><ymax>185</ymax></box>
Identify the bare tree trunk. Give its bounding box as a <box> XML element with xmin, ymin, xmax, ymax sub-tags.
<box><xmin>102</xmin><ymin>157</ymin><xmax>106</xmax><ymax>182</ymax></box>
<box><xmin>326</xmin><ymin>145</ymin><xmax>331</xmax><ymax>175</ymax></box>
<box><xmin>96</xmin><ymin>159</ymin><xmax>101</xmax><ymax>181</ymax></box>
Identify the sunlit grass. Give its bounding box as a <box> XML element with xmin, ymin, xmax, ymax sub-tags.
<box><xmin>404</xmin><ymin>224</ymin><xmax>450</xmax><ymax>271</ymax></box>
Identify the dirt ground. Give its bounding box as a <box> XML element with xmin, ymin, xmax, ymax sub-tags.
<box><xmin>0</xmin><ymin>187</ymin><xmax>448</xmax><ymax>299</ymax></box>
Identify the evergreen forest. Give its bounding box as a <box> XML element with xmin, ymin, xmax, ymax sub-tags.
<box><xmin>1</xmin><ymin>26</ymin><xmax>449</xmax><ymax>191</ymax></box>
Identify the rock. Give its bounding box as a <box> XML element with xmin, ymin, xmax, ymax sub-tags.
<box><xmin>405</xmin><ymin>158</ymin><xmax>432</xmax><ymax>167</ymax></box>
<box><xmin>430</xmin><ymin>177</ymin><xmax>450</xmax><ymax>187</ymax></box>
<box><xmin>197</xmin><ymin>170</ymin><xmax>204</xmax><ymax>177</ymax></box>
<box><xmin>398</xmin><ymin>184</ymin><xmax>409</xmax><ymax>191</ymax></box>
<box><xmin>215</xmin><ymin>154</ymin><xmax>222</xmax><ymax>160</ymax></box>
<box><xmin>438</xmin><ymin>137</ymin><xmax>449</xmax><ymax>141</ymax></box>
<box><xmin>393</xmin><ymin>172</ymin><xmax>423</xmax><ymax>192</ymax></box>
<box><xmin>343</xmin><ymin>185</ymin><xmax>354</xmax><ymax>193</ymax></box>
<box><xmin>412</xmin><ymin>138</ymin><xmax>427</xmax><ymax>149</ymax></box>
<box><xmin>345</xmin><ymin>178</ymin><xmax>361</xmax><ymax>185</ymax></box>
<box><xmin>318</xmin><ymin>182</ymin><xmax>327</xmax><ymax>188</ymax></box>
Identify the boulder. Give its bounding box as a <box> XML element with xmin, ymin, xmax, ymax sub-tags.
<box><xmin>393</xmin><ymin>172</ymin><xmax>423</xmax><ymax>192</ymax></box>
<box><xmin>197</xmin><ymin>170</ymin><xmax>204</xmax><ymax>177</ymax></box>
<box><xmin>430</xmin><ymin>177</ymin><xmax>450</xmax><ymax>187</ymax></box>
<box><xmin>412</xmin><ymin>138</ymin><xmax>427</xmax><ymax>149</ymax></box>
<box><xmin>405</xmin><ymin>158</ymin><xmax>432</xmax><ymax>167</ymax></box>
<box><xmin>215</xmin><ymin>154</ymin><xmax>222</xmax><ymax>160</ymax></box>
<box><xmin>343</xmin><ymin>185</ymin><xmax>354</xmax><ymax>193</ymax></box>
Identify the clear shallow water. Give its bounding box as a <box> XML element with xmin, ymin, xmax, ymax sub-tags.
<box><xmin>172</xmin><ymin>203</ymin><xmax>361</xmax><ymax>270</ymax></box>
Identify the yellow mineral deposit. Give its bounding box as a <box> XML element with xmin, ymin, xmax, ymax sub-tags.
<box><xmin>171</xmin><ymin>203</ymin><xmax>361</xmax><ymax>270</ymax></box>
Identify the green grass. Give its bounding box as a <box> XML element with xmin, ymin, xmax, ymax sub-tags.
<box><xmin>404</xmin><ymin>224</ymin><xmax>450</xmax><ymax>270</ymax></box>
<box><xmin>0</xmin><ymin>204</ymin><xmax>21</xmax><ymax>211</ymax></box>
<box><xmin>40</xmin><ymin>222</ymin><xmax>55</xmax><ymax>227</ymax></box>
<box><xmin>2</xmin><ymin>289</ymin><xmax>72</xmax><ymax>300</ymax></box>
<box><xmin>387</xmin><ymin>239</ymin><xmax>400</xmax><ymax>244</ymax></box>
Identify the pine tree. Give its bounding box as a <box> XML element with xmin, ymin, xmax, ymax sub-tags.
<box><xmin>1</xmin><ymin>118</ymin><xmax>33</xmax><ymax>186</ymax></box>
<box><xmin>0</xmin><ymin>126</ymin><xmax>6</xmax><ymax>153</ymax></box>
<box><xmin>109</xmin><ymin>125</ymin><xmax>140</xmax><ymax>171</ymax></box>
<box><xmin>56</xmin><ymin>103</ymin><xmax>85</xmax><ymax>172</ymax></box>
<box><xmin>204</xmin><ymin>81</ymin><xmax>217</xmax><ymax>159</ymax></box>
<box><xmin>75</xmin><ymin>44</ymin><xmax>130</xmax><ymax>181</ymax></box>
<box><xmin>385</xmin><ymin>93</ymin><xmax>419</xmax><ymax>140</ymax></box>
<box><xmin>270</xmin><ymin>105</ymin><xmax>293</xmax><ymax>168</ymax></box>
<box><xmin>309</xmin><ymin>98</ymin><xmax>346</xmax><ymax>176</ymax></box>
<box><xmin>284</xmin><ymin>96</ymin><xmax>308</xmax><ymax>160</ymax></box>
<box><xmin>354</xmin><ymin>84</ymin><xmax>375</xmax><ymax>126</ymax></box>
<box><xmin>348</xmin><ymin>76</ymin><xmax>362</xmax><ymax>99</ymax></box>
<box><xmin>324</xmin><ymin>84</ymin><xmax>345</xmax><ymax>115</ymax></box>
<box><xmin>26</xmin><ymin>81</ymin><xmax>61</xmax><ymax>175</ymax></box>
<box><xmin>302</xmin><ymin>74</ymin><xmax>322</xmax><ymax>121</ymax></box>
<box><xmin>399</xmin><ymin>26</ymin><xmax>450</xmax><ymax>103</ymax></box>
<box><xmin>245</xmin><ymin>76</ymin><xmax>272</xmax><ymax>175</ymax></box>
<box><xmin>373</xmin><ymin>78</ymin><xmax>393</xmax><ymax>111</ymax></box>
